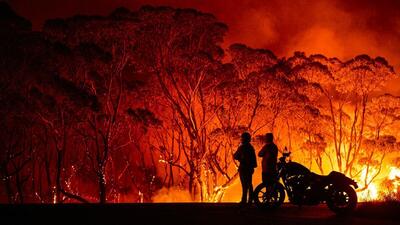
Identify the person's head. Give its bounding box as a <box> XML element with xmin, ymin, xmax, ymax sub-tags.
<box><xmin>265</xmin><ymin>133</ymin><xmax>274</xmax><ymax>143</ymax></box>
<box><xmin>241</xmin><ymin>132</ymin><xmax>251</xmax><ymax>143</ymax></box>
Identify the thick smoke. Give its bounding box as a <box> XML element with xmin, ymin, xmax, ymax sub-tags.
<box><xmin>9</xmin><ymin>0</ymin><xmax>400</xmax><ymax>93</ymax></box>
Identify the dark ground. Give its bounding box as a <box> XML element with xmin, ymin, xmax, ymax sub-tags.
<box><xmin>1</xmin><ymin>202</ymin><xmax>399</xmax><ymax>225</ymax></box>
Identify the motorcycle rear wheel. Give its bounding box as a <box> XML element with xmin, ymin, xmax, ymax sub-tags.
<box><xmin>254</xmin><ymin>182</ymin><xmax>285</xmax><ymax>209</ymax></box>
<box><xmin>326</xmin><ymin>185</ymin><xmax>357</xmax><ymax>214</ymax></box>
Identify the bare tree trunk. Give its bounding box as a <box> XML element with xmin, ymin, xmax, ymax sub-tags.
<box><xmin>55</xmin><ymin>149</ymin><xmax>63</xmax><ymax>203</ymax></box>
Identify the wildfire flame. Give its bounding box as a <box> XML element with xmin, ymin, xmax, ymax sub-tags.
<box><xmin>388</xmin><ymin>167</ymin><xmax>400</xmax><ymax>180</ymax></box>
<box><xmin>359</xmin><ymin>183</ymin><xmax>379</xmax><ymax>201</ymax></box>
<box><xmin>358</xmin><ymin>167</ymin><xmax>400</xmax><ymax>201</ymax></box>
<box><xmin>358</xmin><ymin>167</ymin><xmax>379</xmax><ymax>201</ymax></box>
<box><xmin>388</xmin><ymin>167</ymin><xmax>400</xmax><ymax>194</ymax></box>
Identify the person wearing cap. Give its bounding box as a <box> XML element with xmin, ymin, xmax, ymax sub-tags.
<box><xmin>234</xmin><ymin>132</ymin><xmax>257</xmax><ymax>204</ymax></box>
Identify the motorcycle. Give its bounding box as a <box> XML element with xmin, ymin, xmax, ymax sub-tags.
<box><xmin>254</xmin><ymin>150</ymin><xmax>358</xmax><ymax>214</ymax></box>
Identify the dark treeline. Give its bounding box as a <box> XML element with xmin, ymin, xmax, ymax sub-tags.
<box><xmin>0</xmin><ymin>2</ymin><xmax>399</xmax><ymax>203</ymax></box>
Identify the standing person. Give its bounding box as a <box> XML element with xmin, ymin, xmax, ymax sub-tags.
<box><xmin>234</xmin><ymin>132</ymin><xmax>257</xmax><ymax>204</ymax></box>
<box><xmin>258</xmin><ymin>133</ymin><xmax>278</xmax><ymax>186</ymax></box>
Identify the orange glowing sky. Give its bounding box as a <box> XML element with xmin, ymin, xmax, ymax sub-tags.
<box><xmin>8</xmin><ymin>0</ymin><xmax>400</xmax><ymax>94</ymax></box>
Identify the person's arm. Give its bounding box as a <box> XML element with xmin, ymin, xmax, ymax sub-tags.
<box><xmin>258</xmin><ymin>146</ymin><xmax>266</xmax><ymax>157</ymax></box>
<box><xmin>233</xmin><ymin>146</ymin><xmax>242</xmax><ymax>161</ymax></box>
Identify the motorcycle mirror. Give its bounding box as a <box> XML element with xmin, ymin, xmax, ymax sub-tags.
<box><xmin>282</xmin><ymin>146</ymin><xmax>291</xmax><ymax>157</ymax></box>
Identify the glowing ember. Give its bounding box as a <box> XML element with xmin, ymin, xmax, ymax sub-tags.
<box><xmin>53</xmin><ymin>186</ymin><xmax>57</xmax><ymax>204</ymax></box>
<box><xmin>138</xmin><ymin>191</ymin><xmax>144</xmax><ymax>203</ymax></box>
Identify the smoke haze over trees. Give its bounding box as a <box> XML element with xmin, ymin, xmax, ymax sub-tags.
<box><xmin>0</xmin><ymin>2</ymin><xmax>400</xmax><ymax>203</ymax></box>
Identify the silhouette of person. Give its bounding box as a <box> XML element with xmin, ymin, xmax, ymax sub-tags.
<box><xmin>234</xmin><ymin>132</ymin><xmax>257</xmax><ymax>204</ymax></box>
<box><xmin>258</xmin><ymin>133</ymin><xmax>278</xmax><ymax>187</ymax></box>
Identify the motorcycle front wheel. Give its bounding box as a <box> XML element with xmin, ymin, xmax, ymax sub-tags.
<box><xmin>326</xmin><ymin>185</ymin><xmax>357</xmax><ymax>214</ymax></box>
<box><xmin>254</xmin><ymin>182</ymin><xmax>285</xmax><ymax>209</ymax></box>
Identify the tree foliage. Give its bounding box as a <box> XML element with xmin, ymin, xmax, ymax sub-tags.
<box><xmin>0</xmin><ymin>3</ymin><xmax>399</xmax><ymax>202</ymax></box>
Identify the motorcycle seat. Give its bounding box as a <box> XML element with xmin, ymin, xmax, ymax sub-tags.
<box><xmin>310</xmin><ymin>172</ymin><xmax>328</xmax><ymax>182</ymax></box>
